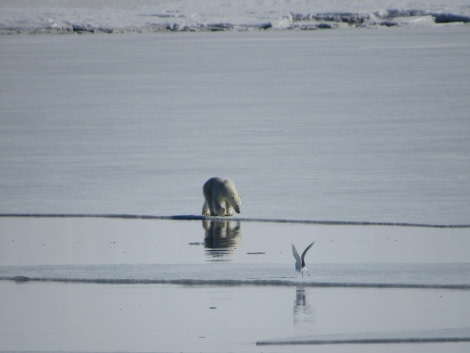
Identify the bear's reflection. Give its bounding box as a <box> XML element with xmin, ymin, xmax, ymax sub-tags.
<box><xmin>202</xmin><ymin>219</ymin><xmax>241</xmax><ymax>259</ymax></box>
<box><xmin>293</xmin><ymin>287</ymin><xmax>314</xmax><ymax>325</ymax></box>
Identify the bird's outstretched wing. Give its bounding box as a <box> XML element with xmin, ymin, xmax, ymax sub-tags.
<box><xmin>301</xmin><ymin>241</ymin><xmax>315</xmax><ymax>267</ymax></box>
<box><xmin>292</xmin><ymin>243</ymin><xmax>301</xmax><ymax>271</ymax></box>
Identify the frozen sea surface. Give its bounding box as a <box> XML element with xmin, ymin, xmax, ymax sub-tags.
<box><xmin>1</xmin><ymin>26</ymin><xmax>470</xmax><ymax>225</ymax></box>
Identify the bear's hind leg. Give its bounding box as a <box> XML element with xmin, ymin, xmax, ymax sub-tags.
<box><xmin>202</xmin><ymin>202</ymin><xmax>211</xmax><ymax>216</ymax></box>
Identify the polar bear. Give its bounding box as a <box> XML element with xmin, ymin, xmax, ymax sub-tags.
<box><xmin>202</xmin><ymin>177</ymin><xmax>242</xmax><ymax>216</ymax></box>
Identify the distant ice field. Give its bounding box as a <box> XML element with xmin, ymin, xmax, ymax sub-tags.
<box><xmin>1</xmin><ymin>0</ymin><xmax>470</xmax><ymax>33</ymax></box>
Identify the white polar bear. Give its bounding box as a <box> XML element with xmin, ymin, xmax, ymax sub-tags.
<box><xmin>202</xmin><ymin>177</ymin><xmax>242</xmax><ymax>216</ymax></box>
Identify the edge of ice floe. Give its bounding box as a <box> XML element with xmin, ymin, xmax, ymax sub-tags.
<box><xmin>2</xmin><ymin>275</ymin><xmax>470</xmax><ymax>290</ymax></box>
<box><xmin>256</xmin><ymin>328</ymin><xmax>470</xmax><ymax>345</ymax></box>
<box><xmin>1</xmin><ymin>213</ymin><xmax>469</xmax><ymax>228</ymax></box>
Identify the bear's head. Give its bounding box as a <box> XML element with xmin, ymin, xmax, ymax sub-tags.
<box><xmin>222</xmin><ymin>179</ymin><xmax>242</xmax><ymax>213</ymax></box>
<box><xmin>230</xmin><ymin>194</ymin><xmax>241</xmax><ymax>213</ymax></box>
<box><xmin>222</xmin><ymin>178</ymin><xmax>242</xmax><ymax>214</ymax></box>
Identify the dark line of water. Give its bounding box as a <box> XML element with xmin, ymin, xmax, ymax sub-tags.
<box><xmin>1</xmin><ymin>213</ymin><xmax>469</xmax><ymax>228</ymax></box>
<box><xmin>2</xmin><ymin>276</ymin><xmax>469</xmax><ymax>290</ymax></box>
<box><xmin>256</xmin><ymin>336</ymin><xmax>470</xmax><ymax>345</ymax></box>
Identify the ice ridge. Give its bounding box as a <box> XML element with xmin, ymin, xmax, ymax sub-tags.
<box><xmin>0</xmin><ymin>8</ymin><xmax>469</xmax><ymax>34</ymax></box>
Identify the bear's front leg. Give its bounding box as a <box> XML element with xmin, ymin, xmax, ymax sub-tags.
<box><xmin>213</xmin><ymin>202</ymin><xmax>226</xmax><ymax>216</ymax></box>
<box><xmin>224</xmin><ymin>202</ymin><xmax>233</xmax><ymax>216</ymax></box>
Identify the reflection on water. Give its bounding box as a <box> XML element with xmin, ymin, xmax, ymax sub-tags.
<box><xmin>202</xmin><ymin>219</ymin><xmax>241</xmax><ymax>260</ymax></box>
<box><xmin>293</xmin><ymin>287</ymin><xmax>314</xmax><ymax>325</ymax></box>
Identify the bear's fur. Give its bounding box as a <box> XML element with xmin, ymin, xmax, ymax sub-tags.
<box><xmin>202</xmin><ymin>177</ymin><xmax>242</xmax><ymax>216</ymax></box>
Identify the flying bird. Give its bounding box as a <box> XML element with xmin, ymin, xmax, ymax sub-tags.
<box><xmin>292</xmin><ymin>242</ymin><xmax>315</xmax><ymax>277</ymax></box>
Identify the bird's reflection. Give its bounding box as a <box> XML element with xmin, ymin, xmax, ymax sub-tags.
<box><xmin>202</xmin><ymin>219</ymin><xmax>241</xmax><ymax>259</ymax></box>
<box><xmin>293</xmin><ymin>287</ymin><xmax>314</xmax><ymax>325</ymax></box>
